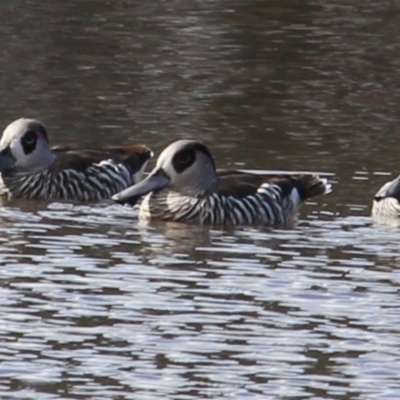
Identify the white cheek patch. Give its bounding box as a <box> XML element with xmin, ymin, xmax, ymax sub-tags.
<box><xmin>9</xmin><ymin>139</ymin><xmax>26</xmax><ymax>164</ymax></box>
<box><xmin>161</xmin><ymin>163</ymin><xmax>176</xmax><ymax>180</ymax></box>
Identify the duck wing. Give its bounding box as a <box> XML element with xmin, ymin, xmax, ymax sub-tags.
<box><xmin>216</xmin><ymin>170</ymin><xmax>331</xmax><ymax>200</ymax></box>
<box><xmin>50</xmin><ymin>144</ymin><xmax>153</xmax><ymax>174</ymax></box>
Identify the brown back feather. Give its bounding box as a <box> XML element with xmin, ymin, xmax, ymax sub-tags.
<box><xmin>215</xmin><ymin>170</ymin><xmax>327</xmax><ymax>200</ymax></box>
<box><xmin>49</xmin><ymin>144</ymin><xmax>152</xmax><ymax>174</ymax></box>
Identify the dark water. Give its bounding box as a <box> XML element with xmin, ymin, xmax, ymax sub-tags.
<box><xmin>0</xmin><ymin>0</ymin><xmax>400</xmax><ymax>399</ymax></box>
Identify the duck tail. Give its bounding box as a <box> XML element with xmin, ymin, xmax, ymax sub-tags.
<box><xmin>295</xmin><ymin>175</ymin><xmax>332</xmax><ymax>201</ymax></box>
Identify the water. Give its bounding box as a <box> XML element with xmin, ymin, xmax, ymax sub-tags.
<box><xmin>0</xmin><ymin>0</ymin><xmax>400</xmax><ymax>398</ymax></box>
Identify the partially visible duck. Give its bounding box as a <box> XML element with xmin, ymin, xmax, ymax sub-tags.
<box><xmin>372</xmin><ymin>175</ymin><xmax>400</xmax><ymax>217</ymax></box>
<box><xmin>0</xmin><ymin>118</ymin><xmax>153</xmax><ymax>201</ymax></box>
<box><xmin>112</xmin><ymin>139</ymin><xmax>332</xmax><ymax>225</ymax></box>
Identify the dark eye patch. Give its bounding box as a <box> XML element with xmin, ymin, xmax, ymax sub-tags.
<box><xmin>172</xmin><ymin>148</ymin><xmax>196</xmax><ymax>173</ymax></box>
<box><xmin>21</xmin><ymin>130</ymin><xmax>38</xmax><ymax>155</ymax></box>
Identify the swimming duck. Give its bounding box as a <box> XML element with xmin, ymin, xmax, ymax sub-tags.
<box><xmin>0</xmin><ymin>118</ymin><xmax>153</xmax><ymax>201</ymax></box>
<box><xmin>112</xmin><ymin>139</ymin><xmax>332</xmax><ymax>225</ymax></box>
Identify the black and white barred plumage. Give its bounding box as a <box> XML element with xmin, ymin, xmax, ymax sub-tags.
<box><xmin>372</xmin><ymin>175</ymin><xmax>400</xmax><ymax>217</ymax></box>
<box><xmin>0</xmin><ymin>118</ymin><xmax>153</xmax><ymax>201</ymax></box>
<box><xmin>113</xmin><ymin>139</ymin><xmax>332</xmax><ymax>226</ymax></box>
<box><xmin>138</xmin><ymin>180</ymin><xmax>305</xmax><ymax>225</ymax></box>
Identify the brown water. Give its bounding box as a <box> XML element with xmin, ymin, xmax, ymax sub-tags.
<box><xmin>0</xmin><ymin>1</ymin><xmax>400</xmax><ymax>399</ymax></box>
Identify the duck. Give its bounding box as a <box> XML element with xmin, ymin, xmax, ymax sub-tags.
<box><xmin>372</xmin><ymin>175</ymin><xmax>400</xmax><ymax>217</ymax></box>
<box><xmin>0</xmin><ymin>118</ymin><xmax>153</xmax><ymax>201</ymax></box>
<box><xmin>112</xmin><ymin>139</ymin><xmax>332</xmax><ymax>225</ymax></box>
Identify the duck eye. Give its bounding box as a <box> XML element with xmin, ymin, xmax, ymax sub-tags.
<box><xmin>173</xmin><ymin>149</ymin><xmax>196</xmax><ymax>173</ymax></box>
<box><xmin>177</xmin><ymin>151</ymin><xmax>192</xmax><ymax>164</ymax></box>
<box><xmin>23</xmin><ymin>130</ymin><xmax>36</xmax><ymax>145</ymax></box>
<box><xmin>20</xmin><ymin>130</ymin><xmax>38</xmax><ymax>155</ymax></box>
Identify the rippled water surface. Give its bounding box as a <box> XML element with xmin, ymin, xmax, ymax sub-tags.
<box><xmin>1</xmin><ymin>0</ymin><xmax>400</xmax><ymax>399</ymax></box>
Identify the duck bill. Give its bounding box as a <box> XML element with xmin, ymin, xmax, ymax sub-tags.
<box><xmin>112</xmin><ymin>169</ymin><xmax>170</xmax><ymax>204</ymax></box>
<box><xmin>0</xmin><ymin>146</ymin><xmax>16</xmax><ymax>171</ymax></box>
